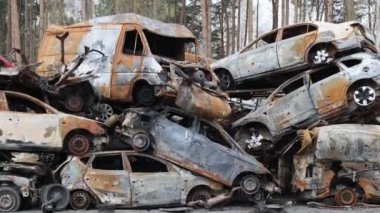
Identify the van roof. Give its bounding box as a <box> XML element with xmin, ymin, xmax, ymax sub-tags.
<box><xmin>46</xmin><ymin>13</ymin><xmax>196</xmax><ymax>40</ymax></box>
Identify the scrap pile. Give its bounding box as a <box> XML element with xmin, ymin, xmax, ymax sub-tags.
<box><xmin>0</xmin><ymin>13</ymin><xmax>378</xmax><ymax>212</ymax></box>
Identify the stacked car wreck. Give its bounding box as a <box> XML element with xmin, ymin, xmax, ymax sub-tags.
<box><xmin>0</xmin><ymin>13</ymin><xmax>379</xmax><ymax>212</ymax></box>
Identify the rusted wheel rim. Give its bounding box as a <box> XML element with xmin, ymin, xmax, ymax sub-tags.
<box><xmin>0</xmin><ymin>192</ymin><xmax>16</xmax><ymax>211</ymax></box>
<box><xmin>241</xmin><ymin>175</ymin><xmax>260</xmax><ymax>195</ymax></box>
<box><xmin>354</xmin><ymin>86</ymin><xmax>375</xmax><ymax>106</ymax></box>
<box><xmin>65</xmin><ymin>93</ymin><xmax>84</xmax><ymax>112</ymax></box>
<box><xmin>68</xmin><ymin>135</ymin><xmax>90</xmax><ymax>155</ymax></box>
<box><xmin>70</xmin><ymin>191</ymin><xmax>91</xmax><ymax>210</ymax></box>
<box><xmin>217</xmin><ymin>72</ymin><xmax>231</xmax><ymax>90</ymax></box>
<box><xmin>335</xmin><ymin>188</ymin><xmax>357</xmax><ymax>206</ymax></box>
<box><xmin>191</xmin><ymin>189</ymin><xmax>211</xmax><ymax>202</ymax></box>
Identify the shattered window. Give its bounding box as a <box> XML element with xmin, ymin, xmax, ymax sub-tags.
<box><xmin>123</xmin><ymin>30</ymin><xmax>144</xmax><ymax>56</ymax></box>
<box><xmin>92</xmin><ymin>154</ymin><xmax>123</xmax><ymax>170</ymax></box>
<box><xmin>340</xmin><ymin>59</ymin><xmax>362</xmax><ymax>68</ymax></box>
<box><xmin>243</xmin><ymin>30</ymin><xmax>277</xmax><ymax>52</ymax></box>
<box><xmin>199</xmin><ymin>122</ymin><xmax>231</xmax><ymax>148</ymax></box>
<box><xmin>282</xmin><ymin>78</ymin><xmax>304</xmax><ymax>94</ymax></box>
<box><xmin>281</xmin><ymin>24</ymin><xmax>317</xmax><ymax>40</ymax></box>
<box><xmin>310</xmin><ymin>65</ymin><xmax>340</xmax><ymax>83</ymax></box>
<box><xmin>127</xmin><ymin>155</ymin><xmax>168</xmax><ymax>173</ymax></box>
<box><xmin>166</xmin><ymin>112</ymin><xmax>194</xmax><ymax>128</ymax></box>
<box><xmin>5</xmin><ymin>94</ymin><xmax>47</xmax><ymax>114</ymax></box>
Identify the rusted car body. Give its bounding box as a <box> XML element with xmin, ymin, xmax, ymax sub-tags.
<box><xmin>233</xmin><ymin>53</ymin><xmax>380</xmax><ymax>152</ymax></box>
<box><xmin>118</xmin><ymin>107</ymin><xmax>279</xmax><ymax>195</ymax></box>
<box><xmin>293</xmin><ymin>124</ymin><xmax>380</xmax><ymax>205</ymax></box>
<box><xmin>211</xmin><ymin>21</ymin><xmax>378</xmax><ymax>90</ymax></box>
<box><xmin>36</xmin><ymin>13</ymin><xmax>226</xmax><ymax>117</ymax></box>
<box><xmin>0</xmin><ymin>90</ymin><xmax>108</xmax><ymax>155</ymax></box>
<box><xmin>60</xmin><ymin>151</ymin><xmax>224</xmax><ymax>209</ymax></box>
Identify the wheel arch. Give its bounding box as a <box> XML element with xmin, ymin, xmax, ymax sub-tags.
<box><xmin>70</xmin><ymin>188</ymin><xmax>99</xmax><ymax>206</ymax></box>
<box><xmin>305</xmin><ymin>42</ymin><xmax>338</xmax><ymax>64</ymax></box>
<box><xmin>185</xmin><ymin>185</ymin><xmax>212</xmax><ymax>203</ymax></box>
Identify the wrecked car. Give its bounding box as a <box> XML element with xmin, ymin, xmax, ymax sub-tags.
<box><xmin>233</xmin><ymin>53</ymin><xmax>380</xmax><ymax>153</ymax></box>
<box><xmin>0</xmin><ymin>90</ymin><xmax>108</xmax><ymax>155</ymax></box>
<box><xmin>211</xmin><ymin>21</ymin><xmax>378</xmax><ymax>90</ymax></box>
<box><xmin>117</xmin><ymin>107</ymin><xmax>279</xmax><ymax>196</ymax></box>
<box><xmin>293</xmin><ymin>124</ymin><xmax>380</xmax><ymax>206</ymax></box>
<box><xmin>36</xmin><ymin>13</ymin><xmax>230</xmax><ymax>120</ymax></box>
<box><xmin>0</xmin><ymin>161</ymin><xmax>69</xmax><ymax>212</ymax></box>
<box><xmin>60</xmin><ymin>151</ymin><xmax>224</xmax><ymax>209</ymax></box>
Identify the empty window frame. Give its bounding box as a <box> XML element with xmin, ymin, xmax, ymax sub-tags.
<box><xmin>340</xmin><ymin>59</ymin><xmax>362</xmax><ymax>68</ymax></box>
<box><xmin>127</xmin><ymin>155</ymin><xmax>168</xmax><ymax>173</ymax></box>
<box><xmin>5</xmin><ymin>94</ymin><xmax>47</xmax><ymax>114</ymax></box>
<box><xmin>281</xmin><ymin>24</ymin><xmax>318</xmax><ymax>40</ymax></box>
<box><xmin>282</xmin><ymin>77</ymin><xmax>304</xmax><ymax>94</ymax></box>
<box><xmin>310</xmin><ymin>65</ymin><xmax>340</xmax><ymax>84</ymax></box>
<box><xmin>123</xmin><ymin>30</ymin><xmax>144</xmax><ymax>55</ymax></box>
<box><xmin>166</xmin><ymin>112</ymin><xmax>194</xmax><ymax>128</ymax></box>
<box><xmin>199</xmin><ymin>122</ymin><xmax>231</xmax><ymax>148</ymax></box>
<box><xmin>92</xmin><ymin>154</ymin><xmax>124</xmax><ymax>170</ymax></box>
<box><xmin>242</xmin><ymin>30</ymin><xmax>278</xmax><ymax>52</ymax></box>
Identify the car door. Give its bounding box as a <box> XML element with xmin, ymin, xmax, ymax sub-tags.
<box><xmin>237</xmin><ymin>30</ymin><xmax>279</xmax><ymax>79</ymax></box>
<box><xmin>308</xmin><ymin>63</ymin><xmax>350</xmax><ymax>115</ymax></box>
<box><xmin>111</xmin><ymin>25</ymin><xmax>146</xmax><ymax>101</ymax></box>
<box><xmin>0</xmin><ymin>92</ymin><xmax>60</xmax><ymax>150</ymax></box>
<box><xmin>189</xmin><ymin>120</ymin><xmax>237</xmax><ymax>185</ymax></box>
<box><xmin>268</xmin><ymin>74</ymin><xmax>318</xmax><ymax>132</ymax></box>
<box><xmin>83</xmin><ymin>153</ymin><xmax>131</xmax><ymax>206</ymax></box>
<box><xmin>153</xmin><ymin>111</ymin><xmax>194</xmax><ymax>161</ymax></box>
<box><xmin>127</xmin><ymin>154</ymin><xmax>181</xmax><ymax>207</ymax></box>
<box><xmin>277</xmin><ymin>24</ymin><xmax>318</xmax><ymax>68</ymax></box>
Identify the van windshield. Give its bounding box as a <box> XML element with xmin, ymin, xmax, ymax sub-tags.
<box><xmin>143</xmin><ymin>30</ymin><xmax>194</xmax><ymax>61</ymax></box>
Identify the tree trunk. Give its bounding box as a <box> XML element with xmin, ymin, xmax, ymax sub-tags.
<box><xmin>344</xmin><ymin>0</ymin><xmax>355</xmax><ymax>21</ymax></box>
<box><xmin>200</xmin><ymin>0</ymin><xmax>212</xmax><ymax>57</ymax></box>
<box><xmin>247</xmin><ymin>0</ymin><xmax>253</xmax><ymax>42</ymax></box>
<box><xmin>285</xmin><ymin>0</ymin><xmax>289</xmax><ymax>25</ymax></box>
<box><xmin>256</xmin><ymin>0</ymin><xmax>259</xmax><ymax>38</ymax></box>
<box><xmin>368</xmin><ymin>0</ymin><xmax>372</xmax><ymax>31</ymax></box>
<box><xmin>225</xmin><ymin>0</ymin><xmax>230</xmax><ymax>55</ymax></box>
<box><xmin>82</xmin><ymin>0</ymin><xmax>94</xmax><ymax>21</ymax></box>
<box><xmin>272</xmin><ymin>0</ymin><xmax>279</xmax><ymax>29</ymax></box>
<box><xmin>281</xmin><ymin>0</ymin><xmax>285</xmax><ymax>26</ymax></box>
<box><xmin>376</xmin><ymin>1</ymin><xmax>380</xmax><ymax>46</ymax></box>
<box><xmin>294</xmin><ymin>0</ymin><xmax>299</xmax><ymax>23</ymax></box>
<box><xmin>10</xmin><ymin>0</ymin><xmax>21</xmax><ymax>61</ymax></box>
<box><xmin>237</xmin><ymin>0</ymin><xmax>241</xmax><ymax>50</ymax></box>
<box><xmin>6</xmin><ymin>1</ymin><xmax>12</xmax><ymax>54</ymax></box>
<box><xmin>180</xmin><ymin>0</ymin><xmax>186</xmax><ymax>24</ymax></box>
<box><xmin>220</xmin><ymin>1</ymin><xmax>225</xmax><ymax>57</ymax></box>
<box><xmin>39</xmin><ymin>0</ymin><xmax>45</xmax><ymax>39</ymax></box>
<box><xmin>324</xmin><ymin>0</ymin><xmax>333</xmax><ymax>22</ymax></box>
<box><xmin>231</xmin><ymin>0</ymin><xmax>236</xmax><ymax>53</ymax></box>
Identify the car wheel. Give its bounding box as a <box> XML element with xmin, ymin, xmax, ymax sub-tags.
<box><xmin>335</xmin><ymin>188</ymin><xmax>357</xmax><ymax>206</ymax></box>
<box><xmin>41</xmin><ymin>184</ymin><xmax>70</xmax><ymax>211</ymax></box>
<box><xmin>64</xmin><ymin>92</ymin><xmax>84</xmax><ymax>112</ymax></box>
<box><xmin>131</xmin><ymin>131</ymin><xmax>151</xmax><ymax>152</ymax></box>
<box><xmin>234</xmin><ymin>127</ymin><xmax>272</xmax><ymax>152</ymax></box>
<box><xmin>97</xmin><ymin>103</ymin><xmax>114</xmax><ymax>121</ymax></box>
<box><xmin>70</xmin><ymin>190</ymin><xmax>91</xmax><ymax>210</ymax></box>
<box><xmin>352</xmin><ymin>85</ymin><xmax>376</xmax><ymax>106</ymax></box>
<box><xmin>0</xmin><ymin>187</ymin><xmax>21</xmax><ymax>212</ymax></box>
<box><xmin>133</xmin><ymin>84</ymin><xmax>156</xmax><ymax>106</ymax></box>
<box><xmin>67</xmin><ymin>134</ymin><xmax>91</xmax><ymax>156</ymax></box>
<box><xmin>216</xmin><ymin>70</ymin><xmax>233</xmax><ymax>90</ymax></box>
<box><xmin>310</xmin><ymin>44</ymin><xmax>335</xmax><ymax>64</ymax></box>
<box><xmin>240</xmin><ymin>174</ymin><xmax>261</xmax><ymax>195</ymax></box>
<box><xmin>189</xmin><ymin>188</ymin><xmax>212</xmax><ymax>203</ymax></box>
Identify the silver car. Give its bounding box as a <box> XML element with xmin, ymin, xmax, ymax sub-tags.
<box><xmin>211</xmin><ymin>21</ymin><xmax>377</xmax><ymax>90</ymax></box>
<box><xmin>232</xmin><ymin>53</ymin><xmax>380</xmax><ymax>152</ymax></box>
<box><xmin>60</xmin><ymin>151</ymin><xmax>224</xmax><ymax>209</ymax></box>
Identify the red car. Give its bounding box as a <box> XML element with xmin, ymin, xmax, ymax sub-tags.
<box><xmin>0</xmin><ymin>55</ymin><xmax>14</xmax><ymax>68</ymax></box>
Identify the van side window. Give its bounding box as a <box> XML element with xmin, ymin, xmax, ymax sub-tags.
<box><xmin>123</xmin><ymin>30</ymin><xmax>144</xmax><ymax>56</ymax></box>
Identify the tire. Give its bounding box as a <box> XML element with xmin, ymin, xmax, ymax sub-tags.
<box><xmin>133</xmin><ymin>84</ymin><xmax>156</xmax><ymax>106</ymax></box>
<box><xmin>64</xmin><ymin>92</ymin><xmax>84</xmax><ymax>112</ymax></box>
<box><xmin>240</xmin><ymin>174</ymin><xmax>261</xmax><ymax>195</ymax></box>
<box><xmin>216</xmin><ymin>70</ymin><xmax>233</xmax><ymax>90</ymax></box>
<box><xmin>335</xmin><ymin>188</ymin><xmax>357</xmax><ymax>206</ymax></box>
<box><xmin>70</xmin><ymin>190</ymin><xmax>91</xmax><ymax>210</ymax></box>
<box><xmin>0</xmin><ymin>187</ymin><xmax>21</xmax><ymax>212</ymax></box>
<box><xmin>41</xmin><ymin>184</ymin><xmax>70</xmax><ymax>211</ymax></box>
<box><xmin>187</xmin><ymin>188</ymin><xmax>212</xmax><ymax>203</ymax></box>
<box><xmin>66</xmin><ymin>133</ymin><xmax>91</xmax><ymax>156</ymax></box>
<box><xmin>97</xmin><ymin>103</ymin><xmax>114</xmax><ymax>122</ymax></box>
<box><xmin>131</xmin><ymin>131</ymin><xmax>151</xmax><ymax>152</ymax></box>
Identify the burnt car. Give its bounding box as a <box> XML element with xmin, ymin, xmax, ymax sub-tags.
<box><xmin>0</xmin><ymin>161</ymin><xmax>69</xmax><ymax>212</ymax></box>
<box><xmin>293</xmin><ymin>124</ymin><xmax>380</xmax><ymax>206</ymax></box>
<box><xmin>211</xmin><ymin>21</ymin><xmax>378</xmax><ymax>90</ymax></box>
<box><xmin>0</xmin><ymin>90</ymin><xmax>108</xmax><ymax>155</ymax></box>
<box><xmin>233</xmin><ymin>53</ymin><xmax>380</xmax><ymax>152</ymax></box>
<box><xmin>36</xmin><ymin>14</ymin><xmax>224</xmax><ymax>112</ymax></box>
<box><xmin>118</xmin><ymin>107</ymin><xmax>279</xmax><ymax>196</ymax></box>
<box><xmin>60</xmin><ymin>151</ymin><xmax>224</xmax><ymax>209</ymax></box>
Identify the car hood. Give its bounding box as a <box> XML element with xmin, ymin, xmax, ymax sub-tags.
<box><xmin>210</xmin><ymin>52</ymin><xmax>240</xmax><ymax>70</ymax></box>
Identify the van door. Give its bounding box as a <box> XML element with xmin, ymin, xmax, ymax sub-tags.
<box><xmin>112</xmin><ymin>26</ymin><xmax>146</xmax><ymax>101</ymax></box>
